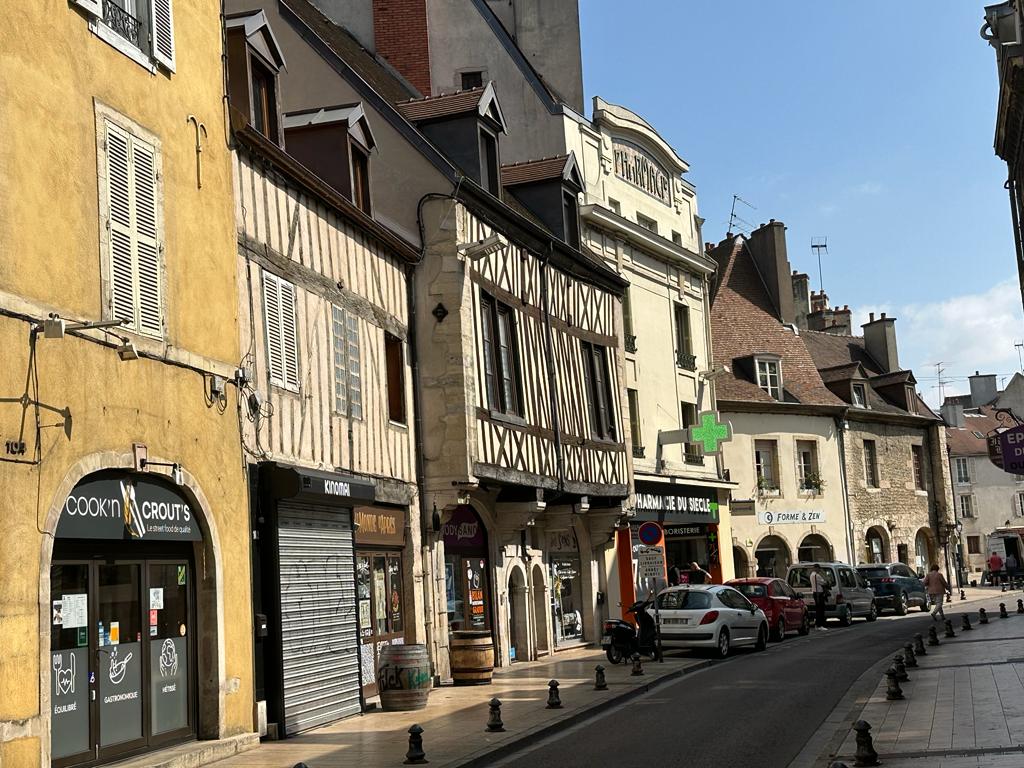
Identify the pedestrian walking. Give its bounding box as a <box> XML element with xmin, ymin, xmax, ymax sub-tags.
<box><xmin>810</xmin><ymin>564</ymin><xmax>829</xmax><ymax>630</ymax></box>
<box><xmin>989</xmin><ymin>551</ymin><xmax>1005</xmax><ymax>586</ymax></box>
<box><xmin>1006</xmin><ymin>553</ymin><xmax>1018</xmax><ymax>589</ymax></box>
<box><xmin>688</xmin><ymin>562</ymin><xmax>712</xmax><ymax>585</ymax></box>
<box><xmin>923</xmin><ymin>564</ymin><xmax>948</xmax><ymax>621</ymax></box>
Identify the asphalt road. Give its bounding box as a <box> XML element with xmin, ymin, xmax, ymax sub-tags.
<box><xmin>496</xmin><ymin>607</ymin><xmax>946</xmax><ymax>768</ymax></box>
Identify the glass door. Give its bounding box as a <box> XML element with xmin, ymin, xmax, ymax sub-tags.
<box><xmin>51</xmin><ymin>563</ymin><xmax>92</xmax><ymax>767</ymax></box>
<box><xmin>147</xmin><ymin>561</ymin><xmax>191</xmax><ymax>744</ymax></box>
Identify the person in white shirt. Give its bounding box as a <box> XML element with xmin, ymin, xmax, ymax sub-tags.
<box><xmin>809</xmin><ymin>564</ymin><xmax>829</xmax><ymax>631</ymax></box>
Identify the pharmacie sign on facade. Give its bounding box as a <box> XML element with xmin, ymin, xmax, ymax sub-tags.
<box><xmin>57</xmin><ymin>472</ymin><xmax>201</xmax><ymax>540</ymax></box>
<box><xmin>633</xmin><ymin>481</ymin><xmax>719</xmax><ymax>525</ymax></box>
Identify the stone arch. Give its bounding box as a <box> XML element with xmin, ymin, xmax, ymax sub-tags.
<box><xmin>865</xmin><ymin>525</ymin><xmax>891</xmax><ymax>564</ymax></box>
<box><xmin>38</xmin><ymin>451</ymin><xmax>226</xmax><ymax>764</ymax></box>
<box><xmin>798</xmin><ymin>533</ymin><xmax>835</xmax><ymax>563</ymax></box>
<box><xmin>732</xmin><ymin>545</ymin><xmax>751</xmax><ymax>578</ymax></box>
<box><xmin>754</xmin><ymin>533</ymin><xmax>793</xmax><ymax>578</ymax></box>
<box><xmin>914</xmin><ymin>527</ymin><xmax>937</xmax><ymax>573</ymax></box>
<box><xmin>531</xmin><ymin>562</ymin><xmax>550</xmax><ymax>655</ymax></box>
<box><xmin>506</xmin><ymin>563</ymin><xmax>530</xmax><ymax>662</ymax></box>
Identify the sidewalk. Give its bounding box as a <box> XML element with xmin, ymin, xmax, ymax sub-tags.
<box><xmin>801</xmin><ymin>588</ymin><xmax>1024</xmax><ymax>767</ymax></box>
<box><xmin>209</xmin><ymin>646</ymin><xmax>709</xmax><ymax>768</ymax></box>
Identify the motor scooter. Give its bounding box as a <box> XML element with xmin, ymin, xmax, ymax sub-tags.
<box><xmin>600</xmin><ymin>597</ymin><xmax>661</xmax><ymax>664</ymax></box>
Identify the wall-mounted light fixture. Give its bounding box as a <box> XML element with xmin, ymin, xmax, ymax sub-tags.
<box><xmin>457</xmin><ymin>233</ymin><xmax>505</xmax><ymax>261</ymax></box>
<box><xmin>140</xmin><ymin>458</ymin><xmax>183</xmax><ymax>486</ymax></box>
<box><xmin>117</xmin><ymin>338</ymin><xmax>139</xmax><ymax>361</ymax></box>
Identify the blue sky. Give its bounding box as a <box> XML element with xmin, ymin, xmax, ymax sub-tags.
<box><xmin>579</xmin><ymin>1</ymin><xmax>1024</xmax><ymax>405</ymax></box>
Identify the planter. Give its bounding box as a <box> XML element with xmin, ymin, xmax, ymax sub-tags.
<box><xmin>450</xmin><ymin>630</ymin><xmax>494</xmax><ymax>686</ymax></box>
<box><xmin>377</xmin><ymin>644</ymin><xmax>432</xmax><ymax>711</ymax></box>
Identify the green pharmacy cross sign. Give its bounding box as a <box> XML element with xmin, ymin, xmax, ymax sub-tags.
<box><xmin>688</xmin><ymin>411</ymin><xmax>732</xmax><ymax>454</ymax></box>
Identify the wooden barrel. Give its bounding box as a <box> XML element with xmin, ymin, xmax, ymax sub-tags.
<box><xmin>450</xmin><ymin>631</ymin><xmax>494</xmax><ymax>686</ymax></box>
<box><xmin>377</xmin><ymin>644</ymin><xmax>432</xmax><ymax>711</ymax></box>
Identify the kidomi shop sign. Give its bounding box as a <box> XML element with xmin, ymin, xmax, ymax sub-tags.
<box><xmin>57</xmin><ymin>472</ymin><xmax>201</xmax><ymax>541</ymax></box>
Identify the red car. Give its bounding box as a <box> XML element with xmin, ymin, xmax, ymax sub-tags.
<box><xmin>726</xmin><ymin>577</ymin><xmax>810</xmax><ymax>641</ymax></box>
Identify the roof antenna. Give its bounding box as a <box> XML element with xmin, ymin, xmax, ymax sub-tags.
<box><xmin>811</xmin><ymin>236</ymin><xmax>828</xmax><ymax>294</ymax></box>
<box><xmin>728</xmin><ymin>194</ymin><xmax>756</xmax><ymax>237</ymax></box>
<box><xmin>1015</xmin><ymin>341</ymin><xmax>1024</xmax><ymax>373</ymax></box>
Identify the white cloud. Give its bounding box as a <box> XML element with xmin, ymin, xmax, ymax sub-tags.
<box><xmin>852</xmin><ymin>278</ymin><xmax>1024</xmax><ymax>407</ymax></box>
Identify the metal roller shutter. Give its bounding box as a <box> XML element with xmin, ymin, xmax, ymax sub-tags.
<box><xmin>277</xmin><ymin>503</ymin><xmax>361</xmax><ymax>733</ymax></box>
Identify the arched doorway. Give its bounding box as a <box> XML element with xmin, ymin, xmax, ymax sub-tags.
<box><xmin>532</xmin><ymin>563</ymin><xmax>549</xmax><ymax>655</ymax></box>
<box><xmin>507</xmin><ymin>567</ymin><xmax>529</xmax><ymax>662</ymax></box>
<box><xmin>548</xmin><ymin>529</ymin><xmax>584</xmax><ymax>646</ymax></box>
<box><xmin>914</xmin><ymin>528</ymin><xmax>935</xmax><ymax>574</ymax></box>
<box><xmin>755</xmin><ymin>535</ymin><xmax>791</xmax><ymax>577</ymax></box>
<box><xmin>733</xmin><ymin>545</ymin><xmax>750</xmax><ymax>578</ymax></box>
<box><xmin>865</xmin><ymin>527</ymin><xmax>890</xmax><ymax>564</ymax></box>
<box><xmin>798</xmin><ymin>534</ymin><xmax>834</xmax><ymax>563</ymax></box>
<box><xmin>443</xmin><ymin>505</ymin><xmax>492</xmax><ymax>633</ymax></box>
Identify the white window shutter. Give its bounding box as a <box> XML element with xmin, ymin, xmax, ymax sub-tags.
<box><xmin>150</xmin><ymin>0</ymin><xmax>176</xmax><ymax>71</ymax></box>
<box><xmin>280</xmin><ymin>280</ymin><xmax>300</xmax><ymax>389</ymax></box>
<box><xmin>131</xmin><ymin>138</ymin><xmax>162</xmax><ymax>336</ymax></box>
<box><xmin>263</xmin><ymin>273</ymin><xmax>284</xmax><ymax>386</ymax></box>
<box><xmin>106</xmin><ymin>123</ymin><xmax>137</xmax><ymax>330</ymax></box>
<box><xmin>71</xmin><ymin>0</ymin><xmax>102</xmax><ymax>19</ymax></box>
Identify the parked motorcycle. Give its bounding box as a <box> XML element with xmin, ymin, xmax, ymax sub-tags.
<box><xmin>601</xmin><ymin>598</ymin><xmax>661</xmax><ymax>664</ymax></box>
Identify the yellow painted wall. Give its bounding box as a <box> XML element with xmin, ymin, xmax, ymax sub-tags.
<box><xmin>0</xmin><ymin>2</ymin><xmax>253</xmax><ymax>765</ymax></box>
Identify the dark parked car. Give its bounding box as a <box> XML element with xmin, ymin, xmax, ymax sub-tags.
<box><xmin>856</xmin><ymin>563</ymin><xmax>927</xmax><ymax>615</ymax></box>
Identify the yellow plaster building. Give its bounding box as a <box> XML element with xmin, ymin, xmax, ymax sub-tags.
<box><xmin>0</xmin><ymin>2</ymin><xmax>256</xmax><ymax>766</ymax></box>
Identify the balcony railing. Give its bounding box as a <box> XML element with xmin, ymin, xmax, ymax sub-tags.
<box><xmin>625</xmin><ymin>334</ymin><xmax>637</xmax><ymax>354</ymax></box>
<box><xmin>632</xmin><ymin>445</ymin><xmax>645</xmax><ymax>459</ymax></box>
<box><xmin>676</xmin><ymin>351</ymin><xmax>697</xmax><ymax>371</ymax></box>
<box><xmin>684</xmin><ymin>452</ymin><xmax>704</xmax><ymax>466</ymax></box>
<box><xmin>104</xmin><ymin>0</ymin><xmax>141</xmax><ymax>46</ymax></box>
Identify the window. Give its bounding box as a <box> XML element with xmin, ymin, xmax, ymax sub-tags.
<box><xmin>103</xmin><ymin>120</ymin><xmax>163</xmax><ymax>337</ymax></box>
<box><xmin>75</xmin><ymin>0</ymin><xmax>176</xmax><ymax>71</ymax></box>
<box><xmin>905</xmin><ymin>386</ymin><xmax>917</xmax><ymax>414</ymax></box>
<box><xmin>754</xmin><ymin>440</ymin><xmax>779</xmax><ymax>492</ymax></box>
<box><xmin>479</xmin><ymin>294</ymin><xmax>522</xmax><ymax>415</ymax></box>
<box><xmin>852</xmin><ymin>383</ymin><xmax>867</xmax><ymax>408</ymax></box>
<box><xmin>863</xmin><ymin>440</ymin><xmax>879</xmax><ymax>487</ymax></box>
<box><xmin>1017</xmin><ymin>491</ymin><xmax>1024</xmax><ymax>517</ymax></box>
<box><xmin>608</xmin><ymin>198</ymin><xmax>621</xmax><ymax>215</ymax></box>
<box><xmin>636</xmin><ymin>213</ymin><xmax>658</xmax><ymax>234</ymax></box>
<box><xmin>959</xmin><ymin>495</ymin><xmax>974</xmax><ymax>519</ymax></box>
<box><xmin>672</xmin><ymin>231</ymin><xmax>682</xmax><ymax>246</ymax></box>
<box><xmin>350</xmin><ymin>145</ymin><xmax>371</xmax><ymax>214</ymax></box>
<box><xmin>912</xmin><ymin>445</ymin><xmax>925</xmax><ymax>490</ymax></box>
<box><xmin>796</xmin><ymin>440</ymin><xmax>819</xmax><ymax>491</ymax></box>
<box><xmin>460</xmin><ymin>70</ymin><xmax>484</xmax><ymax>90</ymax></box>
<box><xmin>251</xmin><ymin>59</ymin><xmax>277</xmax><ymax>140</ymax></box>
<box><xmin>674</xmin><ymin>304</ymin><xmax>694</xmax><ymax>369</ymax></box>
<box><xmin>479</xmin><ymin>128</ymin><xmax>500</xmax><ymax>196</ymax></box>
<box><xmin>756</xmin><ymin>357</ymin><xmax>782</xmax><ymax>399</ymax></box>
<box><xmin>385</xmin><ymin>333</ymin><xmax>406</xmax><ymax>424</ymax></box>
<box><xmin>582</xmin><ymin>341</ymin><xmax>616</xmax><ymax>440</ymax></box>
<box><xmin>955</xmin><ymin>457</ymin><xmax>971</xmax><ymax>484</ymax></box>
<box><xmin>622</xmin><ymin>290</ymin><xmax>635</xmax><ymax>339</ymax></box>
<box><xmin>627</xmin><ymin>389</ymin><xmax>642</xmax><ymax>455</ymax></box>
<box><xmin>332</xmin><ymin>306</ymin><xmax>362</xmax><ymax>417</ymax></box>
<box><xmin>562</xmin><ymin>191</ymin><xmax>580</xmax><ymax>248</ymax></box>
<box><xmin>681</xmin><ymin>402</ymin><xmax>702</xmax><ymax>463</ymax></box>
<box><xmin>839</xmin><ymin>568</ymin><xmax>857</xmax><ymax>588</ymax></box>
<box><xmin>967</xmin><ymin>536</ymin><xmax>982</xmax><ymax>555</ymax></box>
<box><xmin>263</xmin><ymin>272</ymin><xmax>299</xmax><ymax>390</ymax></box>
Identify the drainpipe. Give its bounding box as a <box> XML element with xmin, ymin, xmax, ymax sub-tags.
<box><xmin>835</xmin><ymin>411</ymin><xmax>856</xmax><ymax>564</ymax></box>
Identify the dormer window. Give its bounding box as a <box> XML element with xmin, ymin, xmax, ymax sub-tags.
<box><xmin>226</xmin><ymin>11</ymin><xmax>286</xmax><ymax>146</ymax></box>
<box><xmin>251</xmin><ymin>59</ymin><xmax>277</xmax><ymax>139</ymax></box>
<box><xmin>479</xmin><ymin>128</ymin><xmax>500</xmax><ymax>196</ymax></box>
<box><xmin>350</xmin><ymin>143</ymin><xmax>371</xmax><ymax>214</ymax></box>
<box><xmin>852</xmin><ymin>383</ymin><xmax>867</xmax><ymax>408</ymax></box>
<box><xmin>562</xmin><ymin>191</ymin><xmax>580</xmax><ymax>248</ymax></box>
<box><xmin>755</xmin><ymin>356</ymin><xmax>782</xmax><ymax>399</ymax></box>
<box><xmin>905</xmin><ymin>386</ymin><xmax>917</xmax><ymax>414</ymax></box>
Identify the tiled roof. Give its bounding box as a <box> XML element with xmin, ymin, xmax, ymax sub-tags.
<box><xmin>282</xmin><ymin>0</ymin><xmax>419</xmax><ymax>105</ymax></box>
<box><xmin>946</xmin><ymin>406</ymin><xmax>1001</xmax><ymax>456</ymax></box>
<box><xmin>818</xmin><ymin>362</ymin><xmax>863</xmax><ymax>384</ymax></box>
<box><xmin>397</xmin><ymin>88</ymin><xmax>487</xmax><ymax>122</ymax></box>
<box><xmin>708</xmin><ymin>236</ymin><xmax>845</xmax><ymax>408</ymax></box>
<box><xmin>501</xmin><ymin>156</ymin><xmax>571</xmax><ymax>186</ymax></box>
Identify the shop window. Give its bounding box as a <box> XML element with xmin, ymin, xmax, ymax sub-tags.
<box><xmin>332</xmin><ymin>305</ymin><xmax>362</xmax><ymax>418</ymax></box>
<box><xmin>863</xmin><ymin>439</ymin><xmax>879</xmax><ymax>488</ymax></box>
<box><xmin>549</xmin><ymin>530</ymin><xmax>583</xmax><ymax>645</ymax></box>
<box><xmin>385</xmin><ymin>333</ymin><xmax>407</xmax><ymax>424</ymax></box>
<box><xmin>480</xmin><ymin>293</ymin><xmax>522</xmax><ymax>416</ymax></box>
<box><xmin>967</xmin><ymin>535</ymin><xmax>982</xmax><ymax>555</ymax></box>
<box><xmin>912</xmin><ymin>445</ymin><xmax>925</xmax><ymax>490</ymax></box>
<box><xmin>443</xmin><ymin>506</ymin><xmax>491</xmax><ymax>632</ymax></box>
<box><xmin>581</xmin><ymin>341</ymin><xmax>616</xmax><ymax>440</ymax></box>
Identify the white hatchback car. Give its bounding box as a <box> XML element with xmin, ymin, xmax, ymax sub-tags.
<box><xmin>654</xmin><ymin>584</ymin><xmax>770</xmax><ymax>658</ymax></box>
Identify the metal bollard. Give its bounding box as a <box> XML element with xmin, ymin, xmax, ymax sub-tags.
<box><xmin>980</xmin><ymin>608</ymin><xmax>989</xmax><ymax>624</ymax></box>
<box><xmin>928</xmin><ymin>625</ymin><xmax>940</xmax><ymax>646</ymax></box>
<box><xmin>1002</xmin><ymin>583</ymin><xmax>1008</xmax><ymax>593</ymax></box>
<box><xmin>960</xmin><ymin>589</ymin><xmax>966</xmax><ymax>601</ymax></box>
<box><xmin>944</xmin><ymin>619</ymin><xmax>956</xmax><ymax>638</ymax></box>
<box><xmin>404</xmin><ymin>724</ymin><xmax>428</xmax><ymax>765</ymax></box>
<box><xmin>961</xmin><ymin>614</ymin><xmax>973</xmax><ymax>631</ymax></box>
<box><xmin>917</xmin><ymin>634</ymin><xmax>933</xmax><ymax>659</ymax></box>
<box><xmin>903</xmin><ymin>642</ymin><xmax>918</xmax><ymax>668</ymax></box>
<box><xmin>1001</xmin><ymin>602</ymin><xmax>1009</xmax><ymax>618</ymax></box>
<box><xmin>853</xmin><ymin>719</ymin><xmax>880</xmax><ymax>767</ymax></box>
<box><xmin>1017</xmin><ymin>598</ymin><xmax>1023</xmax><ymax>614</ymax></box>
<box><xmin>631</xmin><ymin>653</ymin><xmax>644</xmax><ymax>676</ymax></box>
<box><xmin>894</xmin><ymin>654</ymin><xmax>909</xmax><ymax>682</ymax></box>
<box><xmin>594</xmin><ymin>664</ymin><xmax>608</xmax><ymax>691</ymax></box>
<box><xmin>945</xmin><ymin>591</ymin><xmax>952</xmax><ymax>604</ymax></box>
<box><xmin>546</xmin><ymin>679</ymin><xmax>562</xmax><ymax>709</ymax></box>
<box><xmin>486</xmin><ymin>698</ymin><xmax>505</xmax><ymax>732</ymax></box>
<box><xmin>885</xmin><ymin>666</ymin><xmax>904</xmax><ymax>701</ymax></box>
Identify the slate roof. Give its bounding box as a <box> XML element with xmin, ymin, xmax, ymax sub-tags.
<box><xmin>946</xmin><ymin>406</ymin><xmax>1001</xmax><ymax>456</ymax></box>
<box><xmin>708</xmin><ymin>236</ymin><xmax>845</xmax><ymax>408</ymax></box>
<box><xmin>397</xmin><ymin>88</ymin><xmax>488</xmax><ymax>122</ymax></box>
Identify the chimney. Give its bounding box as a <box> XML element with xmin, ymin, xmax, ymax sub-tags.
<box><xmin>831</xmin><ymin>305</ymin><xmax>852</xmax><ymax>335</ymax></box>
<box><xmin>940</xmin><ymin>402</ymin><xmax>965</xmax><ymax>429</ymax></box>
<box><xmin>747</xmin><ymin>220</ymin><xmax>795</xmax><ymax>324</ymax></box>
<box><xmin>807</xmin><ymin>309</ymin><xmax>833</xmax><ymax>332</ymax></box>
<box><xmin>791</xmin><ymin>271</ymin><xmax>810</xmax><ymax>329</ymax></box>
<box><xmin>862</xmin><ymin>312</ymin><xmax>899</xmax><ymax>372</ymax></box>
<box><xmin>810</xmin><ymin>289</ymin><xmax>830</xmax><ymax>314</ymax></box>
<box><xmin>968</xmin><ymin>371</ymin><xmax>999</xmax><ymax>407</ymax></box>
<box><xmin>372</xmin><ymin>0</ymin><xmax>432</xmax><ymax>95</ymax></box>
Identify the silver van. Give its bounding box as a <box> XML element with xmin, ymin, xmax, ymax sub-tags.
<box><xmin>786</xmin><ymin>562</ymin><xmax>877</xmax><ymax>626</ymax></box>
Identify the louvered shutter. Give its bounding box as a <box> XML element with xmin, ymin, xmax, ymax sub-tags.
<box><xmin>150</xmin><ymin>0</ymin><xmax>176</xmax><ymax>71</ymax></box>
<box><xmin>106</xmin><ymin>123</ymin><xmax>137</xmax><ymax>330</ymax></box>
<box><xmin>71</xmin><ymin>0</ymin><xmax>102</xmax><ymax>18</ymax></box>
<box><xmin>132</xmin><ymin>138</ymin><xmax>162</xmax><ymax>336</ymax></box>
<box><xmin>280</xmin><ymin>280</ymin><xmax>300</xmax><ymax>389</ymax></box>
<box><xmin>263</xmin><ymin>273</ymin><xmax>285</xmax><ymax>386</ymax></box>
